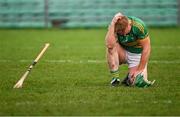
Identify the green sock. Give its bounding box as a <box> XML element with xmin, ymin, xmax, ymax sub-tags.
<box><xmin>110</xmin><ymin>69</ymin><xmax>119</xmax><ymax>79</ymax></box>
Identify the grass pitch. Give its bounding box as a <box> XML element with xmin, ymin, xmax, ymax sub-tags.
<box><xmin>0</xmin><ymin>28</ymin><xmax>179</xmax><ymax>116</ymax></box>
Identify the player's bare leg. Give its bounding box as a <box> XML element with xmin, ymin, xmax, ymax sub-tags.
<box><xmin>106</xmin><ymin>42</ymin><xmax>126</xmax><ymax>86</ymax></box>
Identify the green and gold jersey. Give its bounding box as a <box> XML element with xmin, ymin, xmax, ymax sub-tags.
<box><xmin>116</xmin><ymin>16</ymin><xmax>149</xmax><ymax>54</ymax></box>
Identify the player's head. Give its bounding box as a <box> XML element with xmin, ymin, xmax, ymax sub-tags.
<box><xmin>115</xmin><ymin>16</ymin><xmax>131</xmax><ymax>35</ymax></box>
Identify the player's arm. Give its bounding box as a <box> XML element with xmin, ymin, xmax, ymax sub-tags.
<box><xmin>105</xmin><ymin>24</ymin><xmax>116</xmax><ymax>48</ymax></box>
<box><xmin>131</xmin><ymin>36</ymin><xmax>151</xmax><ymax>78</ymax></box>
<box><xmin>105</xmin><ymin>13</ymin><xmax>123</xmax><ymax>48</ymax></box>
<box><xmin>137</xmin><ymin>36</ymin><xmax>151</xmax><ymax>72</ymax></box>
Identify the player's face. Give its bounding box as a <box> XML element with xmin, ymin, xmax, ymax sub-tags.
<box><xmin>117</xmin><ymin>23</ymin><xmax>131</xmax><ymax>36</ymax></box>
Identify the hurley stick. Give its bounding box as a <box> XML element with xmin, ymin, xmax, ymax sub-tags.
<box><xmin>13</xmin><ymin>43</ymin><xmax>50</xmax><ymax>88</ymax></box>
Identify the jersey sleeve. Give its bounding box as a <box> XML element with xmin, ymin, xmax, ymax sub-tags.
<box><xmin>133</xmin><ymin>20</ymin><xmax>149</xmax><ymax>39</ymax></box>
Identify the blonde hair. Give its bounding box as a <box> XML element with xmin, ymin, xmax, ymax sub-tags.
<box><xmin>115</xmin><ymin>16</ymin><xmax>129</xmax><ymax>33</ymax></box>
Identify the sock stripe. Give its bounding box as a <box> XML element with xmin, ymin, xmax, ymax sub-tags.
<box><xmin>110</xmin><ymin>69</ymin><xmax>119</xmax><ymax>78</ymax></box>
<box><xmin>110</xmin><ymin>70</ymin><xmax>119</xmax><ymax>73</ymax></box>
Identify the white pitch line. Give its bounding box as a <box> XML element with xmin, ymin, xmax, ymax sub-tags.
<box><xmin>150</xmin><ymin>60</ymin><xmax>180</xmax><ymax>64</ymax></box>
<box><xmin>44</xmin><ymin>59</ymin><xmax>106</xmax><ymax>64</ymax></box>
<box><xmin>0</xmin><ymin>59</ymin><xmax>180</xmax><ymax>64</ymax></box>
<box><xmin>152</xmin><ymin>46</ymin><xmax>180</xmax><ymax>49</ymax></box>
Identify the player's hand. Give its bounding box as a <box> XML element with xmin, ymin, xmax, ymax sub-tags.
<box><xmin>131</xmin><ymin>70</ymin><xmax>142</xmax><ymax>79</ymax></box>
<box><xmin>129</xmin><ymin>70</ymin><xmax>143</xmax><ymax>85</ymax></box>
<box><xmin>111</xmin><ymin>12</ymin><xmax>123</xmax><ymax>25</ymax></box>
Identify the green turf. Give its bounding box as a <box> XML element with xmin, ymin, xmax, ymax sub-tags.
<box><xmin>0</xmin><ymin>28</ymin><xmax>179</xmax><ymax>116</ymax></box>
